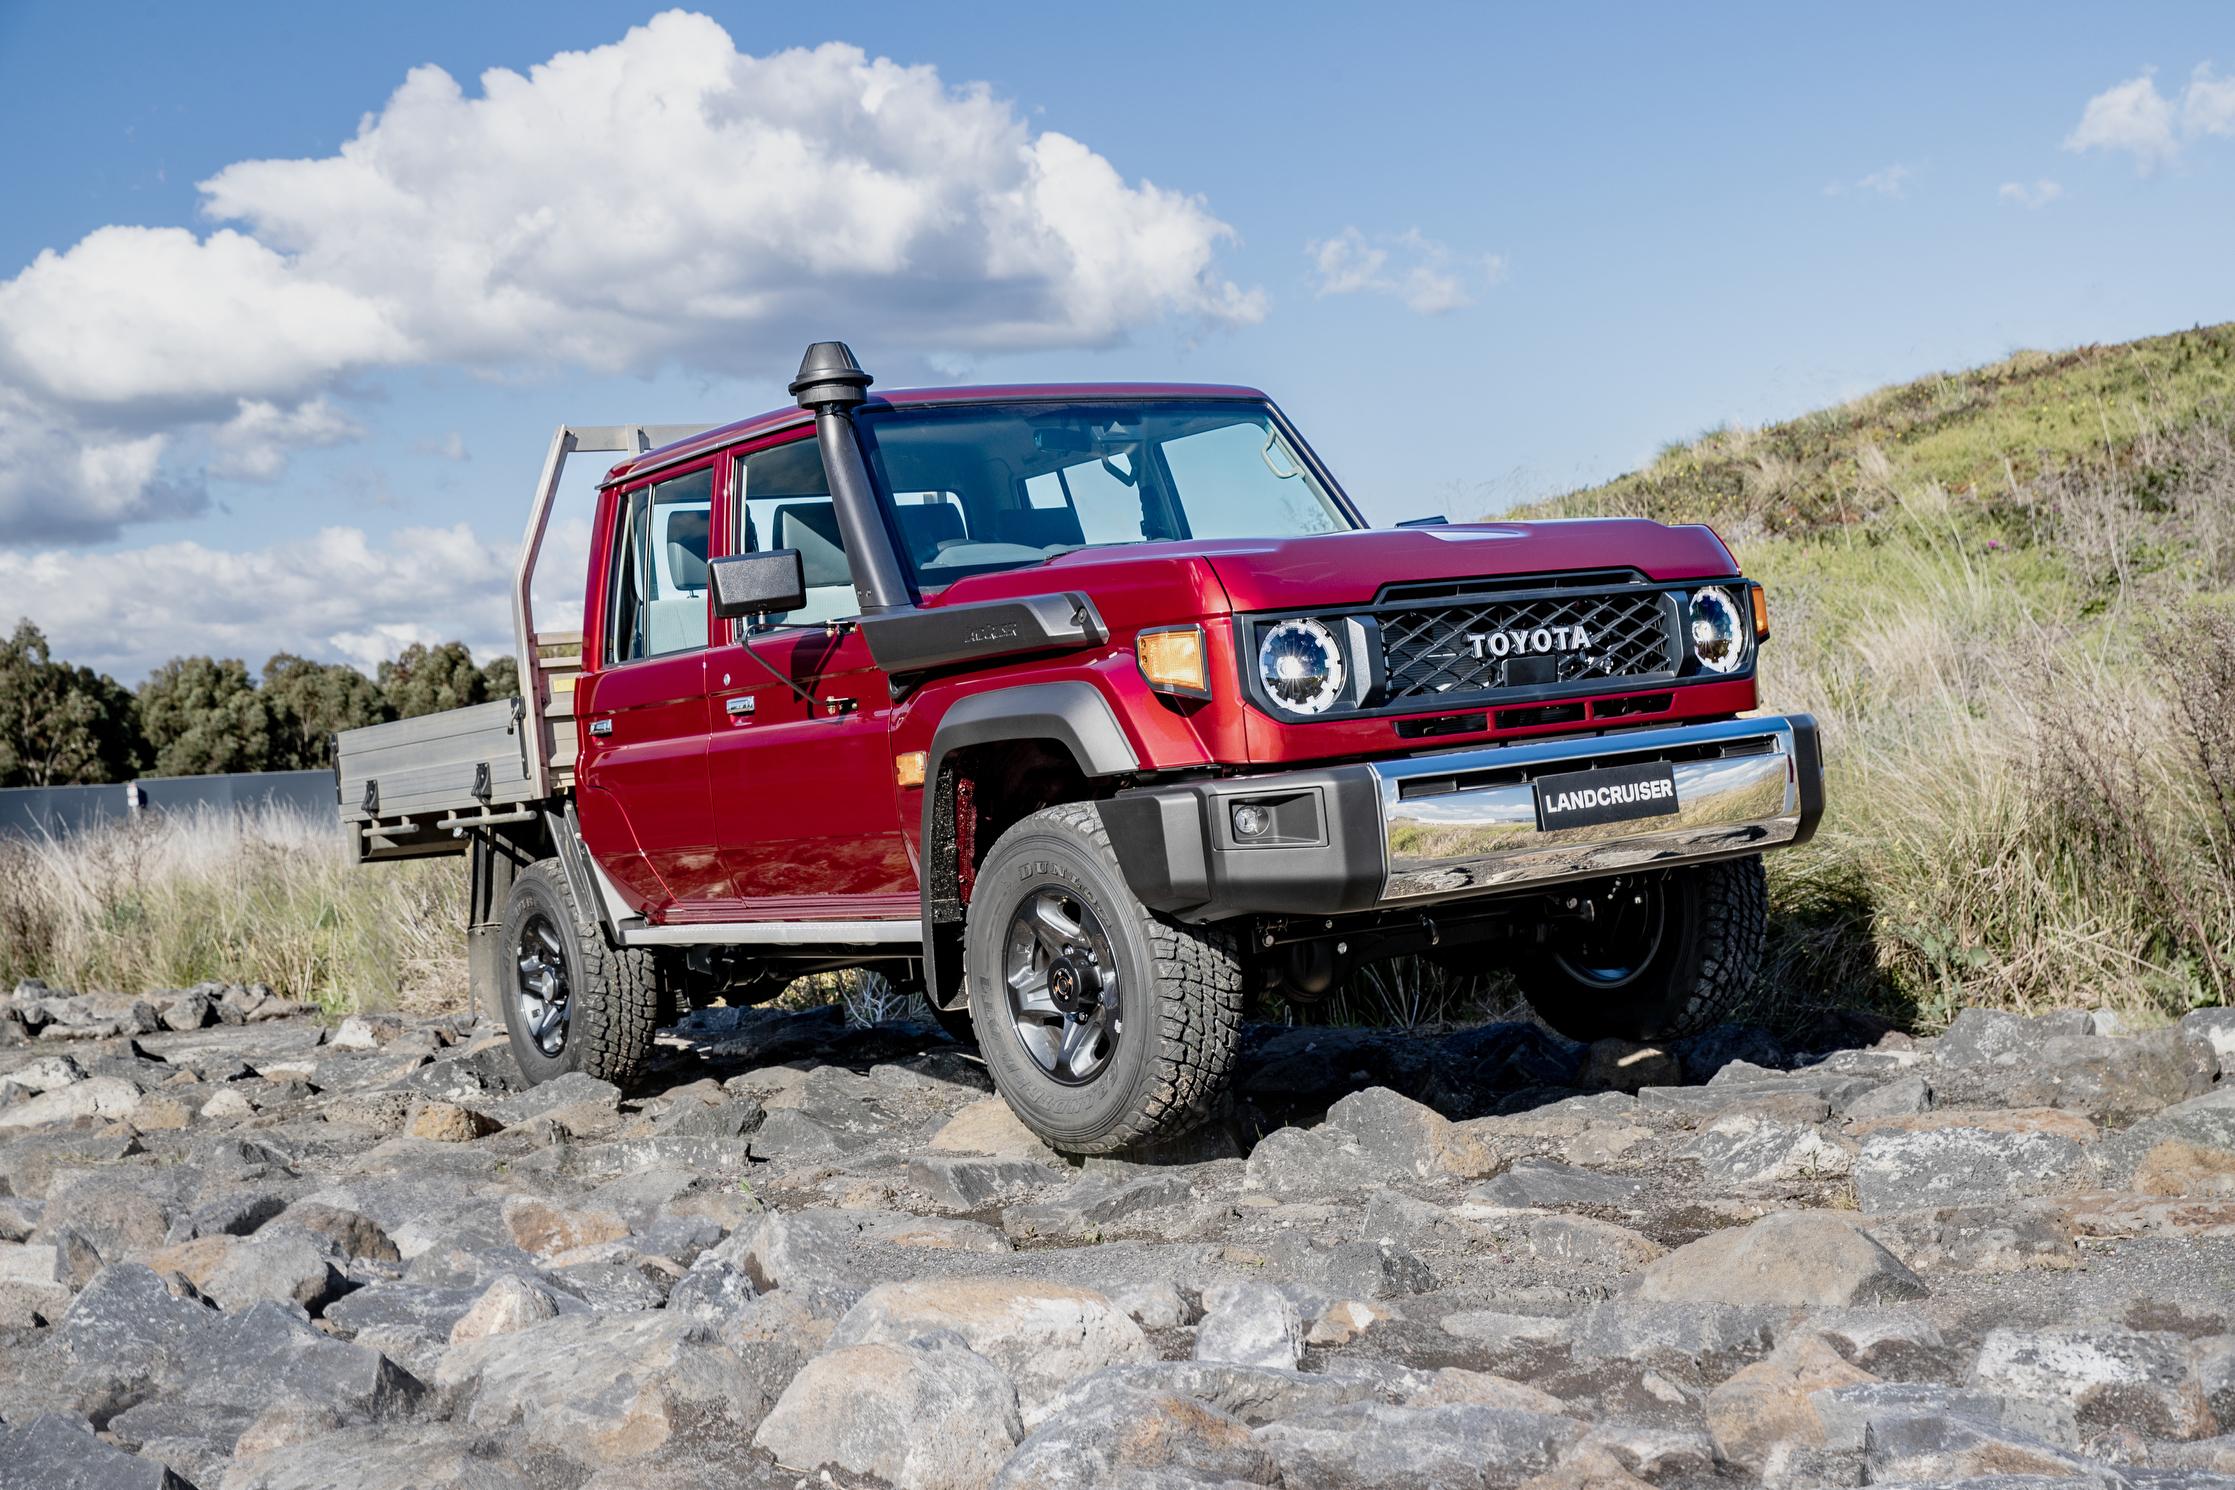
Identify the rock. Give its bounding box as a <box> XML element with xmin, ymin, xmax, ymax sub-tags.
<box><xmin>0</xmin><ymin>1075</ymin><xmax>142</xmax><ymax>1129</ymax></box>
<box><xmin>1935</xmin><ymin>1007</ymin><xmax>2095</xmax><ymax>1066</ymax></box>
<box><xmin>994</xmin><ymin>1385</ymin><xmax>1278</xmax><ymax>1490</ymax></box>
<box><xmin>200</xmin><ymin>1228</ymin><xmax>350</xmax><ymax>1314</ymax></box>
<box><xmin>219</xmin><ymin>1424</ymin><xmax>538</xmax><ymax>1490</ymax></box>
<box><xmin>1111</xmin><ymin>1280</ymin><xmax>1193</xmax><ymax>1331</ymax></box>
<box><xmin>0</xmin><ymin>1413</ymin><xmax>188</xmax><ymax>1489</ymax></box>
<box><xmin>270</xmin><ymin>1201</ymin><xmax>398</xmax><ymax>1262</ymax></box>
<box><xmin>2180</xmin><ymin>1007</ymin><xmax>2235</xmax><ymax>1075</ymax></box>
<box><xmin>1321</xmin><ymin>1086</ymin><xmax>1496</xmax><ymax>1179</ymax></box>
<box><xmin>926</xmin><ymin>1097</ymin><xmax>1055</xmax><ymax>1158</ymax></box>
<box><xmin>1861</xmin><ymin>1409</ymin><xmax>2099</xmax><ymax>1483</ymax></box>
<box><xmin>1195</xmin><ymin>1283</ymin><xmax>1304</xmax><ymax>1370</ymax></box>
<box><xmin>476</xmin><ymin>1070</ymin><xmax>621</xmax><ymax>1128</ymax></box>
<box><xmin>198</xmin><ymin>1086</ymin><xmax>255</xmax><ymax>1120</ymax></box>
<box><xmin>1575</xmin><ymin>1420</ymin><xmax>1716</xmax><ymax>1482</ymax></box>
<box><xmin>2134</xmin><ymin>1139</ymin><xmax>2235</xmax><ymax>1197</ymax></box>
<box><xmin>448</xmin><ymin>1274</ymin><xmax>562</xmax><ymax>1344</ymax></box>
<box><xmin>827</xmin><ymin>1277</ymin><xmax>1152</xmax><ymax>1425</ymax></box>
<box><xmin>1633</xmin><ymin>1210</ymin><xmax>1927</xmax><ymax>1307</ymax></box>
<box><xmin>405</xmin><ymin>1100</ymin><xmax>499</xmax><ymax>1142</ymax></box>
<box><xmin>1470</xmin><ymin>1159</ymin><xmax>1644</xmax><ymax>1210</ymax></box>
<box><xmin>1241</xmin><ymin>1125</ymin><xmax>1392</xmax><ymax>1198</ymax></box>
<box><xmin>440</xmin><ymin>1311</ymin><xmax>768</xmax><ymax>1466</ymax></box>
<box><xmin>1306</xmin><ymin>1299</ymin><xmax>1391</xmax><ymax>1347</ymax></box>
<box><xmin>1840</xmin><ymin>1073</ymin><xmax>1933</xmax><ymax>1120</ymax></box>
<box><xmin>909</xmin><ymin>1155</ymin><xmax>1057</xmax><ymax>1210</ymax></box>
<box><xmin>1452</xmin><ymin>1206</ymin><xmax>1667</xmax><ymax>1269</ymax></box>
<box><xmin>1001</xmin><ymin>1172</ymin><xmax>1195</xmax><ymax>1243</ymax></box>
<box><xmin>1808</xmin><ymin>1381</ymin><xmax>2015</xmax><ymax>1454</ymax></box>
<box><xmin>1043</xmin><ymin>1361</ymin><xmax>1382</xmax><ymax>1429</ymax></box>
<box><xmin>1972</xmin><ymin>1326</ymin><xmax>2215</xmax><ymax>1440</ymax></box>
<box><xmin>1569</xmin><ymin>1301</ymin><xmax>1787</xmax><ymax>1364</ymax></box>
<box><xmin>1993</xmin><ymin>1030</ymin><xmax>2219</xmax><ymax>1123</ymax></box>
<box><xmin>1256</xmin><ymin>1402</ymin><xmax>1584</xmax><ymax>1490</ymax></box>
<box><xmin>330</xmin><ymin>1014</ymin><xmax>401</xmax><ymax>1051</ymax></box>
<box><xmin>1</xmin><ymin>1053</ymin><xmax>85</xmax><ymax>1093</ymax></box>
<box><xmin>1683</xmin><ymin>1113</ymin><xmax>1852</xmax><ymax>1187</ymax></box>
<box><xmin>53</xmin><ymin>1263</ymin><xmax>217</xmax><ymax>1382</ymax></box>
<box><xmin>499</xmin><ymin>1195</ymin><xmax>629</xmax><ymax>1255</ymax></box>
<box><xmin>1703</xmin><ymin>1333</ymin><xmax>1878</xmax><ymax>1472</ymax></box>
<box><xmin>1852</xmin><ymin>1119</ymin><xmax>2093</xmax><ymax>1212</ymax></box>
<box><xmin>753</xmin><ymin>1335</ymin><xmax>1019</xmax><ymax>1489</ymax></box>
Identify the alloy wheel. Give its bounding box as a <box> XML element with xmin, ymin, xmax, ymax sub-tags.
<box><xmin>1002</xmin><ymin>886</ymin><xmax>1121</xmax><ymax>1084</ymax></box>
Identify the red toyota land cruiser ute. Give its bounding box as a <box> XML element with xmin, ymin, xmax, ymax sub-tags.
<box><xmin>339</xmin><ymin>342</ymin><xmax>1823</xmax><ymax>1153</ymax></box>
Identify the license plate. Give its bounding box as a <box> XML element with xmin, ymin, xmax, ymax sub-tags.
<box><xmin>1533</xmin><ymin>759</ymin><xmax>1680</xmax><ymax>831</ymax></box>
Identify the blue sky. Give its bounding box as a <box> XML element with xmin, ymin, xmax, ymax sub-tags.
<box><xmin>2</xmin><ymin>2</ymin><xmax>2230</xmax><ymax>678</ymax></box>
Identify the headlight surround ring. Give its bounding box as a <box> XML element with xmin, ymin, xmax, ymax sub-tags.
<box><xmin>1258</xmin><ymin>617</ymin><xmax>1347</xmax><ymax>714</ymax></box>
<box><xmin>1688</xmin><ymin>586</ymin><xmax>1749</xmax><ymax>674</ymax></box>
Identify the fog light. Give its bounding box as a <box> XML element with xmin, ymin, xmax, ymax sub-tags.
<box><xmin>1231</xmin><ymin>803</ymin><xmax>1272</xmax><ymax>838</ymax></box>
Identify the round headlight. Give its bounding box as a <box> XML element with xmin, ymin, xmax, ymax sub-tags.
<box><xmin>1258</xmin><ymin>618</ymin><xmax>1346</xmax><ymax>714</ymax></box>
<box><xmin>1689</xmin><ymin>586</ymin><xmax>1748</xmax><ymax>674</ymax></box>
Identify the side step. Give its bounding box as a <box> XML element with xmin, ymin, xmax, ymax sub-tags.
<box><xmin>616</xmin><ymin>920</ymin><xmax>923</xmax><ymax>947</ymax></box>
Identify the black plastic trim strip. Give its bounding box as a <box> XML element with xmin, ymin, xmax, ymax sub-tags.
<box><xmin>860</xmin><ymin>593</ymin><xmax>1108</xmax><ymax>678</ymax></box>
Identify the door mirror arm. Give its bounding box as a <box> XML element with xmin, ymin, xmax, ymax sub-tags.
<box><xmin>709</xmin><ymin>549</ymin><xmax>820</xmax><ymax>709</ymax></box>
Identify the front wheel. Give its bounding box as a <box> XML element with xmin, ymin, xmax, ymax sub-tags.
<box><xmin>965</xmin><ymin>803</ymin><xmax>1243</xmax><ymax>1154</ymax></box>
<box><xmin>1514</xmin><ymin>857</ymin><xmax>1767</xmax><ymax>1043</ymax></box>
<box><xmin>499</xmin><ymin>861</ymin><xmax>663</xmax><ymax>1087</ymax></box>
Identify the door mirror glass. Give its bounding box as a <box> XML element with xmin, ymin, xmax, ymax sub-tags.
<box><xmin>710</xmin><ymin>549</ymin><xmax>808</xmax><ymax>621</ymax></box>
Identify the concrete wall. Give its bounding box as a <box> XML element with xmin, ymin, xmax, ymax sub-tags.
<box><xmin>0</xmin><ymin>770</ymin><xmax>338</xmax><ymax>840</ymax></box>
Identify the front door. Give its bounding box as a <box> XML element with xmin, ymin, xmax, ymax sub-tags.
<box><xmin>574</xmin><ymin>462</ymin><xmax>720</xmax><ymax>916</ymax></box>
<box><xmin>694</xmin><ymin>431</ymin><xmax>916</xmax><ymax>921</ymax></box>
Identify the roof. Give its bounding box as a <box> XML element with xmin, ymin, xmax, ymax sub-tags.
<box><xmin>607</xmin><ymin>381</ymin><xmax>1272</xmax><ymax>485</ymax></box>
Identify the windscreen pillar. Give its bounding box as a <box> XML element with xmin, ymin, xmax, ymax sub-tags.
<box><xmin>791</xmin><ymin>341</ymin><xmax>911</xmax><ymax>615</ymax></box>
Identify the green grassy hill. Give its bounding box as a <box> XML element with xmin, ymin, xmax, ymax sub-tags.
<box><xmin>1524</xmin><ymin>323</ymin><xmax>2235</xmax><ymax>1027</ymax></box>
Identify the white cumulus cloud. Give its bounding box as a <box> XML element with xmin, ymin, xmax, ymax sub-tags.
<box><xmin>1305</xmin><ymin>227</ymin><xmax>1504</xmax><ymax>316</ymax></box>
<box><xmin>2063</xmin><ymin>65</ymin><xmax>2235</xmax><ymax>172</ymax></box>
<box><xmin>1997</xmin><ymin>179</ymin><xmax>2065</xmax><ymax>209</ymax></box>
<box><xmin>0</xmin><ymin>518</ymin><xmax>594</xmax><ymax>680</ymax></box>
<box><xmin>209</xmin><ymin>398</ymin><xmax>366</xmax><ymax>482</ymax></box>
<box><xmin>0</xmin><ymin>11</ymin><xmax>1262</xmax><ymax>547</ymax></box>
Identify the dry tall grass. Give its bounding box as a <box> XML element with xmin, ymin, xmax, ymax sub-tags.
<box><xmin>0</xmin><ymin>806</ymin><xmax>464</xmax><ymax>1015</ymax></box>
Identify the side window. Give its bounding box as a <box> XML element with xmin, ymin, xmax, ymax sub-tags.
<box><xmin>605</xmin><ymin>466</ymin><xmax>714</xmax><ymax>663</ymax></box>
<box><xmin>734</xmin><ymin>437</ymin><xmax>858</xmax><ymax>628</ymax></box>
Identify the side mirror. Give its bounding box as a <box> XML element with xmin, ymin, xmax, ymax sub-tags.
<box><xmin>710</xmin><ymin>549</ymin><xmax>807</xmax><ymax>621</ymax></box>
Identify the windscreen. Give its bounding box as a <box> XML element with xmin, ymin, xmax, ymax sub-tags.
<box><xmin>855</xmin><ymin>400</ymin><xmax>1354</xmax><ymax>589</ymax></box>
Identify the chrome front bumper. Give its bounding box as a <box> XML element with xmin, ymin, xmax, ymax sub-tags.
<box><xmin>1373</xmin><ymin>715</ymin><xmax>1819</xmax><ymax>903</ymax></box>
<box><xmin>1102</xmin><ymin>714</ymin><xmax>1823</xmax><ymax>923</ymax></box>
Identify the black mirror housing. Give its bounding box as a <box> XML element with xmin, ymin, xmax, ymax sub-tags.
<box><xmin>710</xmin><ymin>549</ymin><xmax>808</xmax><ymax>620</ymax></box>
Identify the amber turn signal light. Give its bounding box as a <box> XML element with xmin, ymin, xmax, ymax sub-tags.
<box><xmin>894</xmin><ymin>751</ymin><xmax>927</xmax><ymax>788</ymax></box>
<box><xmin>1750</xmin><ymin>584</ymin><xmax>1770</xmax><ymax>643</ymax></box>
<box><xmin>1136</xmin><ymin>625</ymin><xmax>1210</xmax><ymax>698</ymax></box>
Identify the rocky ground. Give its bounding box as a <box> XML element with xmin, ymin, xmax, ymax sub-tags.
<box><xmin>1</xmin><ymin>979</ymin><xmax>2233</xmax><ymax>1490</ymax></box>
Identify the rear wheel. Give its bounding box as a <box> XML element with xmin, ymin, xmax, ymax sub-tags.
<box><xmin>498</xmin><ymin>861</ymin><xmax>663</xmax><ymax>1087</ymax></box>
<box><xmin>965</xmin><ymin>803</ymin><xmax>1243</xmax><ymax>1154</ymax></box>
<box><xmin>1514</xmin><ymin>857</ymin><xmax>1766</xmax><ymax>1043</ymax></box>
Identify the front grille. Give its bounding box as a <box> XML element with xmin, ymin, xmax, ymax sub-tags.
<box><xmin>1377</xmin><ymin>587</ymin><xmax>1676</xmax><ymax>706</ymax></box>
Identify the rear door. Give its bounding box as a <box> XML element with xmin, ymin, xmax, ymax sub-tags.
<box><xmin>699</xmin><ymin>432</ymin><xmax>916</xmax><ymax>918</ymax></box>
<box><xmin>574</xmin><ymin>462</ymin><xmax>720</xmax><ymax>914</ymax></box>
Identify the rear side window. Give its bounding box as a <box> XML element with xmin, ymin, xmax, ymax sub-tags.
<box><xmin>606</xmin><ymin>466</ymin><xmax>714</xmax><ymax>663</ymax></box>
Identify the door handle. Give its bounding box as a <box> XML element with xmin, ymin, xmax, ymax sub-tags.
<box><xmin>726</xmin><ymin>696</ymin><xmax>756</xmax><ymax>718</ymax></box>
<box><xmin>588</xmin><ymin>719</ymin><xmax>613</xmax><ymax>736</ymax></box>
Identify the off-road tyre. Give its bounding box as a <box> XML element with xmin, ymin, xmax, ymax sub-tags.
<box><xmin>1516</xmin><ymin>856</ymin><xmax>1767</xmax><ymax>1043</ymax></box>
<box><xmin>965</xmin><ymin>802</ymin><xmax>1243</xmax><ymax>1154</ymax></box>
<box><xmin>498</xmin><ymin>860</ymin><xmax>662</xmax><ymax>1088</ymax></box>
